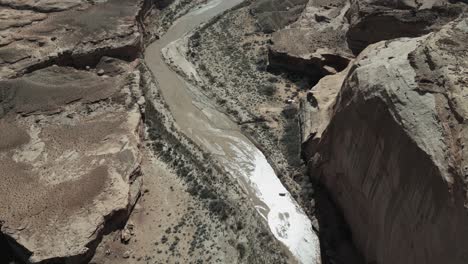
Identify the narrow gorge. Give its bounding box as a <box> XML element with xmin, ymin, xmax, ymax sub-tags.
<box><xmin>0</xmin><ymin>0</ymin><xmax>467</xmax><ymax>264</ymax></box>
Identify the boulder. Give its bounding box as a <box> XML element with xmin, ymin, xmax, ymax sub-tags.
<box><xmin>305</xmin><ymin>18</ymin><xmax>468</xmax><ymax>264</ymax></box>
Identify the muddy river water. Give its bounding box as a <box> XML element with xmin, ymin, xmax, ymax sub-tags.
<box><xmin>144</xmin><ymin>1</ymin><xmax>321</xmax><ymax>263</ymax></box>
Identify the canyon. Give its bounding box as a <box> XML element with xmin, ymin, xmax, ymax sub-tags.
<box><xmin>0</xmin><ymin>0</ymin><xmax>467</xmax><ymax>264</ymax></box>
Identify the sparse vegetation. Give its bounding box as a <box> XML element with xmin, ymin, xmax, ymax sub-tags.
<box><xmin>281</xmin><ymin>106</ymin><xmax>302</xmax><ymax>166</ymax></box>
<box><xmin>268</xmin><ymin>76</ymin><xmax>279</xmax><ymax>83</ymax></box>
<box><xmin>237</xmin><ymin>243</ymin><xmax>246</xmax><ymax>259</ymax></box>
<box><xmin>258</xmin><ymin>84</ymin><xmax>277</xmax><ymax>96</ymax></box>
<box><xmin>208</xmin><ymin>200</ymin><xmax>230</xmax><ymax>221</ymax></box>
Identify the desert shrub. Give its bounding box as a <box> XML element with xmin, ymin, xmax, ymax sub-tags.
<box><xmin>217</xmin><ymin>98</ymin><xmax>227</xmax><ymax>105</ymax></box>
<box><xmin>267</xmin><ymin>76</ymin><xmax>279</xmax><ymax>83</ymax></box>
<box><xmin>199</xmin><ymin>188</ymin><xmax>217</xmax><ymax>200</ymax></box>
<box><xmin>258</xmin><ymin>85</ymin><xmax>277</xmax><ymax>96</ymax></box>
<box><xmin>281</xmin><ymin>105</ymin><xmax>297</xmax><ymax>119</ymax></box>
<box><xmin>281</xmin><ymin>117</ymin><xmax>301</xmax><ymax>167</ymax></box>
<box><xmin>199</xmin><ymin>63</ymin><xmax>207</xmax><ymax>72</ymax></box>
<box><xmin>209</xmin><ymin>200</ymin><xmax>229</xmax><ymax>220</ymax></box>
<box><xmin>237</xmin><ymin>243</ymin><xmax>246</xmax><ymax>259</ymax></box>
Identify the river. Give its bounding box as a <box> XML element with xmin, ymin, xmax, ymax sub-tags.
<box><xmin>144</xmin><ymin>1</ymin><xmax>321</xmax><ymax>263</ymax></box>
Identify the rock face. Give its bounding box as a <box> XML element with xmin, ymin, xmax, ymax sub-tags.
<box><xmin>299</xmin><ymin>66</ymin><xmax>350</xmax><ymax>153</ymax></box>
<box><xmin>0</xmin><ymin>0</ymin><xmax>150</xmax><ymax>262</ymax></box>
<box><xmin>0</xmin><ymin>60</ymin><xmax>144</xmax><ymax>263</ymax></box>
<box><xmin>346</xmin><ymin>0</ymin><xmax>466</xmax><ymax>54</ymax></box>
<box><xmin>250</xmin><ymin>0</ymin><xmax>308</xmax><ymax>33</ymax></box>
<box><xmin>267</xmin><ymin>0</ymin><xmax>467</xmax><ymax>82</ymax></box>
<box><xmin>268</xmin><ymin>0</ymin><xmax>352</xmax><ymax>82</ymax></box>
<box><xmin>305</xmin><ymin>17</ymin><xmax>468</xmax><ymax>264</ymax></box>
<box><xmin>0</xmin><ymin>0</ymin><xmax>146</xmax><ymax>79</ymax></box>
<box><xmin>0</xmin><ymin>0</ymin><xmax>84</xmax><ymax>12</ymax></box>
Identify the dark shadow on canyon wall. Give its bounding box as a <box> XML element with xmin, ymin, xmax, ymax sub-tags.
<box><xmin>313</xmin><ymin>181</ymin><xmax>366</xmax><ymax>264</ymax></box>
<box><xmin>0</xmin><ymin>233</ymin><xmax>24</xmax><ymax>264</ymax></box>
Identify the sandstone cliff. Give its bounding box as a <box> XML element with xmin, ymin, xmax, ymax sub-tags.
<box><xmin>346</xmin><ymin>0</ymin><xmax>465</xmax><ymax>54</ymax></box>
<box><xmin>268</xmin><ymin>0</ymin><xmax>352</xmax><ymax>84</ymax></box>
<box><xmin>0</xmin><ymin>1</ymin><xmax>150</xmax><ymax>262</ymax></box>
<box><xmin>268</xmin><ymin>0</ymin><xmax>466</xmax><ymax>84</ymax></box>
<box><xmin>304</xmin><ymin>17</ymin><xmax>468</xmax><ymax>264</ymax></box>
<box><xmin>0</xmin><ymin>0</ymin><xmax>152</xmax><ymax>79</ymax></box>
<box><xmin>0</xmin><ymin>60</ymin><xmax>144</xmax><ymax>263</ymax></box>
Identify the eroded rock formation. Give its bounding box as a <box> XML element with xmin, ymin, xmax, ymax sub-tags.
<box><xmin>304</xmin><ymin>17</ymin><xmax>468</xmax><ymax>264</ymax></box>
<box><xmin>0</xmin><ymin>0</ymin><xmax>150</xmax><ymax>262</ymax></box>
<box><xmin>0</xmin><ymin>0</ymin><xmax>147</xmax><ymax>79</ymax></box>
<box><xmin>267</xmin><ymin>0</ymin><xmax>467</xmax><ymax>84</ymax></box>
<box><xmin>250</xmin><ymin>0</ymin><xmax>309</xmax><ymax>33</ymax></box>
<box><xmin>346</xmin><ymin>0</ymin><xmax>466</xmax><ymax>54</ymax></box>
<box><xmin>268</xmin><ymin>0</ymin><xmax>352</xmax><ymax>82</ymax></box>
<box><xmin>0</xmin><ymin>59</ymin><xmax>144</xmax><ymax>263</ymax></box>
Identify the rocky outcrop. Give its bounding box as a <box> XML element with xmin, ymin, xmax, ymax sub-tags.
<box><xmin>0</xmin><ymin>0</ymin><xmax>152</xmax><ymax>262</ymax></box>
<box><xmin>268</xmin><ymin>0</ymin><xmax>467</xmax><ymax>83</ymax></box>
<box><xmin>304</xmin><ymin>17</ymin><xmax>468</xmax><ymax>264</ymax></box>
<box><xmin>267</xmin><ymin>0</ymin><xmax>352</xmax><ymax>84</ymax></box>
<box><xmin>0</xmin><ymin>0</ymin><xmax>84</xmax><ymax>12</ymax></box>
<box><xmin>250</xmin><ymin>0</ymin><xmax>308</xmax><ymax>33</ymax></box>
<box><xmin>0</xmin><ymin>59</ymin><xmax>144</xmax><ymax>263</ymax></box>
<box><xmin>346</xmin><ymin>0</ymin><xmax>466</xmax><ymax>54</ymax></box>
<box><xmin>0</xmin><ymin>0</ymin><xmax>147</xmax><ymax>79</ymax></box>
<box><xmin>299</xmin><ymin>66</ymin><xmax>350</xmax><ymax>153</ymax></box>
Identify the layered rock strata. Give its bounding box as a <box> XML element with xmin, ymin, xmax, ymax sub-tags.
<box><xmin>0</xmin><ymin>59</ymin><xmax>144</xmax><ymax>263</ymax></box>
<box><xmin>0</xmin><ymin>0</ymin><xmax>151</xmax><ymax>262</ymax></box>
<box><xmin>0</xmin><ymin>0</ymin><xmax>147</xmax><ymax>79</ymax></box>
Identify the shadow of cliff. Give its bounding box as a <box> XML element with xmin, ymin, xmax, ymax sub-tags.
<box><xmin>0</xmin><ymin>233</ymin><xmax>24</xmax><ymax>264</ymax></box>
<box><xmin>313</xmin><ymin>181</ymin><xmax>366</xmax><ymax>264</ymax></box>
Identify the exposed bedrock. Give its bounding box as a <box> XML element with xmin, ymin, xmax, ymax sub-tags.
<box><xmin>268</xmin><ymin>0</ymin><xmax>467</xmax><ymax>83</ymax></box>
<box><xmin>0</xmin><ymin>0</ymin><xmax>152</xmax><ymax>79</ymax></box>
<box><xmin>303</xmin><ymin>17</ymin><xmax>468</xmax><ymax>264</ymax></box>
<box><xmin>346</xmin><ymin>0</ymin><xmax>467</xmax><ymax>54</ymax></box>
<box><xmin>267</xmin><ymin>0</ymin><xmax>352</xmax><ymax>85</ymax></box>
<box><xmin>0</xmin><ymin>59</ymin><xmax>144</xmax><ymax>263</ymax></box>
<box><xmin>0</xmin><ymin>0</ymin><xmax>158</xmax><ymax>262</ymax></box>
<box><xmin>250</xmin><ymin>0</ymin><xmax>309</xmax><ymax>33</ymax></box>
<box><xmin>299</xmin><ymin>66</ymin><xmax>350</xmax><ymax>153</ymax></box>
<box><xmin>0</xmin><ymin>0</ymin><xmax>84</xmax><ymax>13</ymax></box>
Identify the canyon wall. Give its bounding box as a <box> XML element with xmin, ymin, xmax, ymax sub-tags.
<box><xmin>304</xmin><ymin>16</ymin><xmax>468</xmax><ymax>264</ymax></box>
<box><xmin>0</xmin><ymin>1</ymin><xmax>152</xmax><ymax>262</ymax></box>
